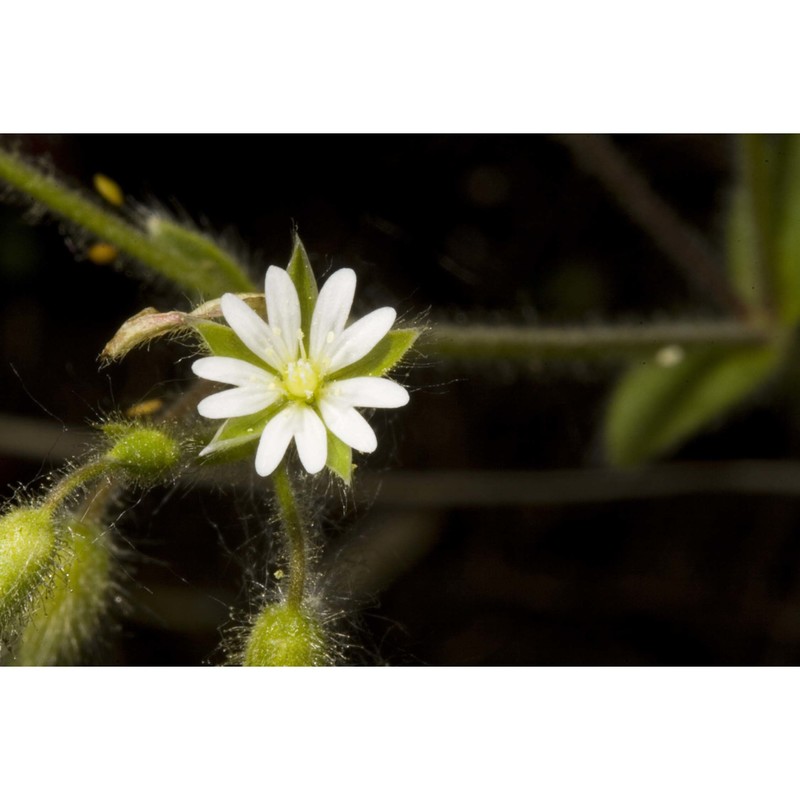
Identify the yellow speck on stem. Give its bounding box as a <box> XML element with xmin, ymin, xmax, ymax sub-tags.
<box><xmin>87</xmin><ymin>242</ymin><xmax>119</xmax><ymax>265</ymax></box>
<box><xmin>93</xmin><ymin>173</ymin><xmax>124</xmax><ymax>207</ymax></box>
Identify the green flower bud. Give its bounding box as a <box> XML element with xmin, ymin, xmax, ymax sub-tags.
<box><xmin>243</xmin><ymin>603</ymin><xmax>329</xmax><ymax>667</ymax></box>
<box><xmin>105</xmin><ymin>425</ymin><xmax>181</xmax><ymax>481</ymax></box>
<box><xmin>14</xmin><ymin>519</ymin><xmax>113</xmax><ymax>666</ymax></box>
<box><xmin>0</xmin><ymin>505</ymin><xmax>58</xmax><ymax>631</ymax></box>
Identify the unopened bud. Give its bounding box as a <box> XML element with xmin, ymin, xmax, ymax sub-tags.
<box><xmin>14</xmin><ymin>519</ymin><xmax>113</xmax><ymax>666</ymax></box>
<box><xmin>243</xmin><ymin>602</ymin><xmax>329</xmax><ymax>666</ymax></box>
<box><xmin>105</xmin><ymin>425</ymin><xmax>181</xmax><ymax>480</ymax></box>
<box><xmin>0</xmin><ymin>506</ymin><xmax>57</xmax><ymax>630</ymax></box>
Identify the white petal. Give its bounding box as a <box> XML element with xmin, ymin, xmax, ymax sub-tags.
<box><xmin>324</xmin><ymin>377</ymin><xmax>409</xmax><ymax>409</ymax></box>
<box><xmin>318</xmin><ymin>399</ymin><xmax>377</xmax><ymax>453</ymax></box>
<box><xmin>293</xmin><ymin>406</ymin><xmax>327</xmax><ymax>474</ymax></box>
<box><xmin>265</xmin><ymin>266</ymin><xmax>301</xmax><ymax>362</ymax></box>
<box><xmin>255</xmin><ymin>404</ymin><xmax>300</xmax><ymax>476</ymax></box>
<box><xmin>192</xmin><ymin>356</ymin><xmax>275</xmax><ymax>387</ymax></box>
<box><xmin>324</xmin><ymin>307</ymin><xmax>396</xmax><ymax>374</ymax></box>
<box><xmin>197</xmin><ymin>386</ymin><xmax>278</xmax><ymax>419</ymax></box>
<box><xmin>220</xmin><ymin>293</ymin><xmax>285</xmax><ymax>372</ymax></box>
<box><xmin>309</xmin><ymin>268</ymin><xmax>356</xmax><ymax>362</ymax></box>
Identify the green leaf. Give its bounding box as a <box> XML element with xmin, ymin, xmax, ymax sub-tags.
<box><xmin>773</xmin><ymin>135</ymin><xmax>800</xmax><ymax>324</ymax></box>
<box><xmin>193</xmin><ymin>320</ymin><xmax>276</xmax><ymax>372</ymax></box>
<box><xmin>147</xmin><ymin>216</ymin><xmax>254</xmax><ymax>295</ymax></box>
<box><xmin>199</xmin><ymin>404</ymin><xmax>285</xmax><ymax>463</ymax></box>
<box><xmin>727</xmin><ymin>135</ymin><xmax>777</xmax><ymax>313</ymax></box>
<box><xmin>727</xmin><ymin>183</ymin><xmax>766</xmax><ymax>311</ymax></box>
<box><xmin>328</xmin><ymin>328</ymin><xmax>420</xmax><ymax>381</ymax></box>
<box><xmin>605</xmin><ymin>344</ymin><xmax>781</xmax><ymax>466</ymax></box>
<box><xmin>286</xmin><ymin>233</ymin><xmax>319</xmax><ymax>336</ymax></box>
<box><xmin>325</xmin><ymin>430</ymin><xmax>352</xmax><ymax>484</ymax></box>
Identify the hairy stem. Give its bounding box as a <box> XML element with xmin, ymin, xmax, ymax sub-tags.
<box><xmin>420</xmin><ymin>320</ymin><xmax>771</xmax><ymax>361</ymax></box>
<box><xmin>556</xmin><ymin>134</ymin><xmax>750</xmax><ymax>319</ymax></box>
<box><xmin>272</xmin><ymin>465</ymin><xmax>307</xmax><ymax>607</ymax></box>
<box><xmin>43</xmin><ymin>460</ymin><xmax>110</xmax><ymax>512</ymax></box>
<box><xmin>0</xmin><ymin>145</ymin><xmax>255</xmax><ymax>297</ymax></box>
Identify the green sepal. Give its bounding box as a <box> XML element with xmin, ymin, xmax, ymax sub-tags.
<box><xmin>147</xmin><ymin>216</ymin><xmax>254</xmax><ymax>295</ymax></box>
<box><xmin>199</xmin><ymin>403</ymin><xmax>285</xmax><ymax>463</ymax></box>
<box><xmin>605</xmin><ymin>344</ymin><xmax>781</xmax><ymax>466</ymax></box>
<box><xmin>328</xmin><ymin>328</ymin><xmax>420</xmax><ymax>381</ymax></box>
<box><xmin>286</xmin><ymin>233</ymin><xmax>319</xmax><ymax>336</ymax></box>
<box><xmin>193</xmin><ymin>320</ymin><xmax>276</xmax><ymax>372</ymax></box>
<box><xmin>326</xmin><ymin>430</ymin><xmax>353</xmax><ymax>485</ymax></box>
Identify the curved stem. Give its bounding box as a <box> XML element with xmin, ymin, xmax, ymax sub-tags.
<box><xmin>556</xmin><ymin>134</ymin><xmax>750</xmax><ymax>320</ymax></box>
<box><xmin>272</xmin><ymin>465</ymin><xmax>307</xmax><ymax>608</ymax></box>
<box><xmin>43</xmin><ymin>460</ymin><xmax>109</xmax><ymax>512</ymax></box>
<box><xmin>0</xmin><ymin>144</ymin><xmax>255</xmax><ymax>298</ymax></box>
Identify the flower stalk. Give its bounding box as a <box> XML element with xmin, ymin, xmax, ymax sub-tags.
<box><xmin>272</xmin><ymin>465</ymin><xmax>307</xmax><ymax>607</ymax></box>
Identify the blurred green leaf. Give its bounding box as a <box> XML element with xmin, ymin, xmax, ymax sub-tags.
<box><xmin>727</xmin><ymin>182</ymin><xmax>766</xmax><ymax>311</ymax></box>
<box><xmin>605</xmin><ymin>344</ymin><xmax>781</xmax><ymax>466</ymax></box>
<box><xmin>727</xmin><ymin>135</ymin><xmax>777</xmax><ymax>313</ymax></box>
<box><xmin>147</xmin><ymin>216</ymin><xmax>254</xmax><ymax>296</ymax></box>
<box><xmin>773</xmin><ymin>135</ymin><xmax>800</xmax><ymax>324</ymax></box>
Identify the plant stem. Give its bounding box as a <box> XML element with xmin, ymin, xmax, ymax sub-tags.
<box><xmin>556</xmin><ymin>134</ymin><xmax>750</xmax><ymax>320</ymax></box>
<box><xmin>43</xmin><ymin>460</ymin><xmax>109</xmax><ymax>512</ymax></box>
<box><xmin>0</xmin><ymin>145</ymin><xmax>255</xmax><ymax>297</ymax></box>
<box><xmin>272</xmin><ymin>465</ymin><xmax>307</xmax><ymax>608</ymax></box>
<box><xmin>420</xmin><ymin>320</ymin><xmax>771</xmax><ymax>361</ymax></box>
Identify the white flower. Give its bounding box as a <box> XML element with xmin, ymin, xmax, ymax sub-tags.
<box><xmin>192</xmin><ymin>266</ymin><xmax>410</xmax><ymax>477</ymax></box>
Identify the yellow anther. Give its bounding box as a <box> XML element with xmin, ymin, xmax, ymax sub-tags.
<box><xmin>125</xmin><ymin>399</ymin><xmax>164</xmax><ymax>418</ymax></box>
<box><xmin>93</xmin><ymin>173</ymin><xmax>124</xmax><ymax>207</ymax></box>
<box><xmin>283</xmin><ymin>359</ymin><xmax>319</xmax><ymax>401</ymax></box>
<box><xmin>87</xmin><ymin>243</ymin><xmax>118</xmax><ymax>265</ymax></box>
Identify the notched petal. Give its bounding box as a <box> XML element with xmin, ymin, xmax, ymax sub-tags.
<box><xmin>325</xmin><ymin>376</ymin><xmax>409</xmax><ymax>409</ymax></box>
<box><xmin>265</xmin><ymin>266</ymin><xmax>301</xmax><ymax>362</ymax></box>
<box><xmin>324</xmin><ymin>307</ymin><xmax>397</xmax><ymax>374</ymax></box>
<box><xmin>318</xmin><ymin>399</ymin><xmax>378</xmax><ymax>453</ymax></box>
<box><xmin>310</xmin><ymin>268</ymin><xmax>357</xmax><ymax>361</ymax></box>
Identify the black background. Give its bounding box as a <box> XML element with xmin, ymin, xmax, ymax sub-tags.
<box><xmin>2</xmin><ymin>134</ymin><xmax>798</xmax><ymax>665</ymax></box>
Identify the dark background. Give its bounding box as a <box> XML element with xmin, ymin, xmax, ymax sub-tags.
<box><xmin>1</xmin><ymin>134</ymin><xmax>798</xmax><ymax>665</ymax></box>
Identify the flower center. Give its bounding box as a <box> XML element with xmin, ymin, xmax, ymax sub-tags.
<box><xmin>282</xmin><ymin>358</ymin><xmax>319</xmax><ymax>401</ymax></box>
